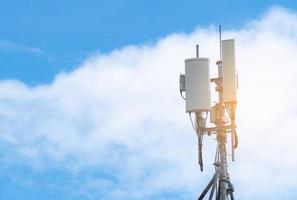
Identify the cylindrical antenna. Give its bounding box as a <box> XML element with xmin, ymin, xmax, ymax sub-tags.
<box><xmin>196</xmin><ymin>44</ymin><xmax>199</xmax><ymax>58</ymax></box>
<box><xmin>219</xmin><ymin>25</ymin><xmax>222</xmax><ymax>61</ymax></box>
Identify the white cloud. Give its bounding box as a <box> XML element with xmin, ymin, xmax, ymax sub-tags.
<box><xmin>1</xmin><ymin>6</ymin><xmax>297</xmax><ymax>199</ymax></box>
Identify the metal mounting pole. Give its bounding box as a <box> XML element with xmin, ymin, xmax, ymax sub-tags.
<box><xmin>218</xmin><ymin>134</ymin><xmax>228</xmax><ymax>200</ymax></box>
<box><xmin>216</xmin><ymin>26</ymin><xmax>232</xmax><ymax>200</ymax></box>
<box><xmin>197</xmin><ymin>60</ymin><xmax>235</xmax><ymax>200</ymax></box>
<box><xmin>217</xmin><ymin>60</ymin><xmax>228</xmax><ymax>200</ymax></box>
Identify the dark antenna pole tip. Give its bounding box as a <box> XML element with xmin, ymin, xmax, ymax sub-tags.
<box><xmin>196</xmin><ymin>44</ymin><xmax>199</xmax><ymax>58</ymax></box>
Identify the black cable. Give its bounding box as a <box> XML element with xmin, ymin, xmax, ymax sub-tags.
<box><xmin>189</xmin><ymin>112</ymin><xmax>208</xmax><ymax>172</ymax></box>
<box><xmin>180</xmin><ymin>91</ymin><xmax>186</xmax><ymax>100</ymax></box>
<box><xmin>189</xmin><ymin>113</ymin><xmax>203</xmax><ymax>171</ymax></box>
<box><xmin>189</xmin><ymin>113</ymin><xmax>198</xmax><ymax>133</ymax></box>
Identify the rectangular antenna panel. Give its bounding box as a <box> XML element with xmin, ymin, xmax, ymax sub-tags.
<box><xmin>222</xmin><ymin>39</ymin><xmax>237</xmax><ymax>103</ymax></box>
<box><xmin>185</xmin><ymin>58</ymin><xmax>211</xmax><ymax>112</ymax></box>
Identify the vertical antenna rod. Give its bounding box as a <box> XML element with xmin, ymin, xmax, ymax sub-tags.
<box><xmin>219</xmin><ymin>25</ymin><xmax>222</xmax><ymax>61</ymax></box>
<box><xmin>196</xmin><ymin>44</ymin><xmax>199</xmax><ymax>58</ymax></box>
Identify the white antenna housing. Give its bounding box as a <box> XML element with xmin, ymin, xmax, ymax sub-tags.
<box><xmin>185</xmin><ymin>58</ymin><xmax>211</xmax><ymax>112</ymax></box>
<box><xmin>222</xmin><ymin>39</ymin><xmax>237</xmax><ymax>103</ymax></box>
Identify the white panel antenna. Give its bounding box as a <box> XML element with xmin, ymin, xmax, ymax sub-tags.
<box><xmin>222</xmin><ymin>39</ymin><xmax>237</xmax><ymax>103</ymax></box>
<box><xmin>185</xmin><ymin>58</ymin><xmax>211</xmax><ymax>112</ymax></box>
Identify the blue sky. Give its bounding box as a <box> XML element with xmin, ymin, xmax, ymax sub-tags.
<box><xmin>1</xmin><ymin>1</ymin><xmax>297</xmax><ymax>200</ymax></box>
<box><xmin>0</xmin><ymin>0</ymin><xmax>294</xmax><ymax>85</ymax></box>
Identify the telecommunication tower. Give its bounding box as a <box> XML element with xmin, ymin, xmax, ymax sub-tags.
<box><xmin>179</xmin><ymin>26</ymin><xmax>238</xmax><ymax>200</ymax></box>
